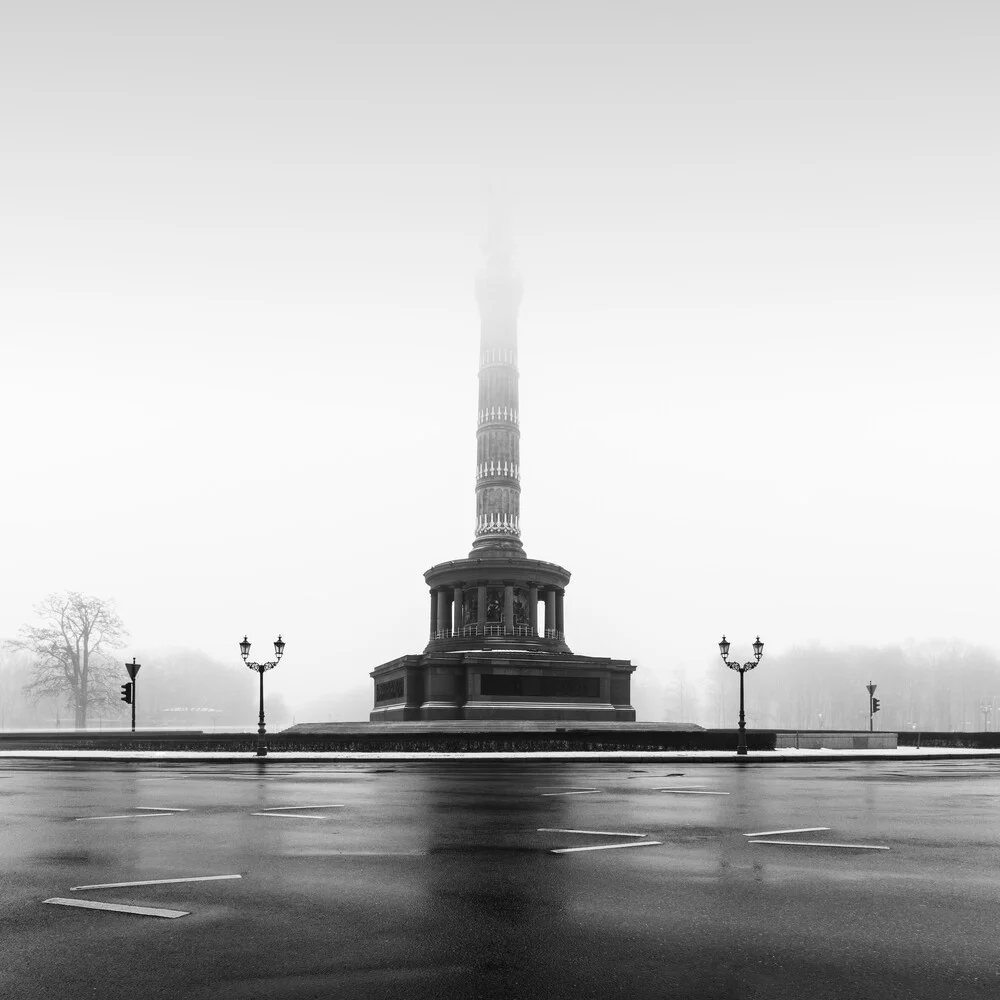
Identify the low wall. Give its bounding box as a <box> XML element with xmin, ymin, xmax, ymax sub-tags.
<box><xmin>774</xmin><ymin>731</ymin><xmax>897</xmax><ymax>750</ymax></box>
<box><xmin>897</xmin><ymin>731</ymin><xmax>1000</xmax><ymax>749</ymax></box>
<box><xmin>21</xmin><ymin>729</ymin><xmax>1000</xmax><ymax>753</ymax></box>
<box><xmin>0</xmin><ymin>729</ymin><xmax>776</xmax><ymax>753</ymax></box>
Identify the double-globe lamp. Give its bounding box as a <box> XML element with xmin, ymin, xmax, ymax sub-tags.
<box><xmin>719</xmin><ymin>635</ymin><xmax>764</xmax><ymax>756</ymax></box>
<box><xmin>240</xmin><ymin>634</ymin><xmax>285</xmax><ymax>757</ymax></box>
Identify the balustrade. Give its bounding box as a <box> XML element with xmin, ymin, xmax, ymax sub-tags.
<box><xmin>429</xmin><ymin>622</ymin><xmax>548</xmax><ymax>641</ymax></box>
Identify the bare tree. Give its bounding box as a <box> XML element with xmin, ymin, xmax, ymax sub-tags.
<box><xmin>5</xmin><ymin>592</ymin><xmax>128</xmax><ymax>728</ymax></box>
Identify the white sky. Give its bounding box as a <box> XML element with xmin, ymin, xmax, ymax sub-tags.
<box><xmin>2</xmin><ymin>2</ymin><xmax>998</xmax><ymax>721</ymax></box>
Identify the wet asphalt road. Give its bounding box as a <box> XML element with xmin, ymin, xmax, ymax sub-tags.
<box><xmin>1</xmin><ymin>758</ymin><xmax>998</xmax><ymax>1000</ymax></box>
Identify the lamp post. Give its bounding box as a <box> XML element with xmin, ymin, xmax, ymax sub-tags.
<box><xmin>719</xmin><ymin>635</ymin><xmax>764</xmax><ymax>756</ymax></box>
<box><xmin>240</xmin><ymin>634</ymin><xmax>285</xmax><ymax>757</ymax></box>
<box><xmin>980</xmin><ymin>702</ymin><xmax>991</xmax><ymax>732</ymax></box>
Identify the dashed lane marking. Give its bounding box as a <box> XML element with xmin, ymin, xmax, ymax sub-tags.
<box><xmin>44</xmin><ymin>898</ymin><xmax>189</xmax><ymax>918</ymax></box>
<box><xmin>540</xmin><ymin>789</ymin><xmax>601</xmax><ymax>797</ymax></box>
<box><xmin>251</xmin><ymin>812</ymin><xmax>328</xmax><ymax>819</ymax></box>
<box><xmin>550</xmin><ymin>841</ymin><xmax>663</xmax><ymax>854</ymax></box>
<box><xmin>71</xmin><ymin>874</ymin><xmax>242</xmax><ymax>891</ymax></box>
<box><xmin>135</xmin><ymin>807</ymin><xmax>189</xmax><ymax>812</ymax></box>
<box><xmin>75</xmin><ymin>813</ymin><xmax>176</xmax><ymax>821</ymax></box>
<box><xmin>255</xmin><ymin>805</ymin><xmax>344</xmax><ymax>811</ymax></box>
<box><xmin>749</xmin><ymin>840</ymin><xmax>889</xmax><ymax>850</ymax></box>
<box><xmin>538</xmin><ymin>828</ymin><xmax>648</xmax><ymax>838</ymax></box>
<box><xmin>743</xmin><ymin>827</ymin><xmax>831</xmax><ymax>837</ymax></box>
<box><xmin>654</xmin><ymin>789</ymin><xmax>729</xmax><ymax>795</ymax></box>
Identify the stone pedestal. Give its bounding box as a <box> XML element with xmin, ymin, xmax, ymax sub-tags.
<box><xmin>371</xmin><ymin>649</ymin><xmax>636</xmax><ymax>723</ymax></box>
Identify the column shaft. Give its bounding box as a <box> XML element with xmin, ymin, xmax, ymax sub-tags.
<box><xmin>477</xmin><ymin>584</ymin><xmax>487</xmax><ymax>635</ymax></box>
<box><xmin>544</xmin><ymin>589</ymin><xmax>556</xmax><ymax>637</ymax></box>
<box><xmin>504</xmin><ymin>584</ymin><xmax>514</xmax><ymax>636</ymax></box>
<box><xmin>528</xmin><ymin>585</ymin><xmax>538</xmax><ymax>636</ymax></box>
<box><xmin>436</xmin><ymin>589</ymin><xmax>450</xmax><ymax>638</ymax></box>
<box><xmin>452</xmin><ymin>586</ymin><xmax>464</xmax><ymax>633</ymax></box>
<box><xmin>555</xmin><ymin>589</ymin><xmax>565</xmax><ymax>636</ymax></box>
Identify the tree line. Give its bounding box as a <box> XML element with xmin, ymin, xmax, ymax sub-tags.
<box><xmin>655</xmin><ymin>640</ymin><xmax>1000</xmax><ymax>732</ymax></box>
<box><xmin>1</xmin><ymin>591</ymin><xmax>289</xmax><ymax>729</ymax></box>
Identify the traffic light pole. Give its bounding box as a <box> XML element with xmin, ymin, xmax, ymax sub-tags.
<box><xmin>125</xmin><ymin>658</ymin><xmax>141</xmax><ymax>734</ymax></box>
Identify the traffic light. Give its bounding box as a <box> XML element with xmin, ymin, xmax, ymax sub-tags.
<box><xmin>120</xmin><ymin>682</ymin><xmax>132</xmax><ymax>705</ymax></box>
<box><xmin>872</xmin><ymin>697</ymin><xmax>880</xmax><ymax>714</ymax></box>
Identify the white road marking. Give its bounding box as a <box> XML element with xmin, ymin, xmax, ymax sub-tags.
<box><xmin>541</xmin><ymin>789</ymin><xmax>600</xmax><ymax>796</ymax></box>
<box><xmin>75</xmin><ymin>813</ymin><xmax>176</xmax><ymax>821</ymax></box>
<box><xmin>550</xmin><ymin>841</ymin><xmax>663</xmax><ymax>854</ymax></box>
<box><xmin>654</xmin><ymin>789</ymin><xmax>729</xmax><ymax>795</ymax></box>
<box><xmin>44</xmin><ymin>898</ymin><xmax>189</xmax><ymax>918</ymax></box>
<box><xmin>749</xmin><ymin>840</ymin><xmax>889</xmax><ymax>850</ymax></box>
<box><xmin>134</xmin><ymin>807</ymin><xmax>189</xmax><ymax>812</ymax></box>
<box><xmin>71</xmin><ymin>874</ymin><xmax>242</xmax><ymax>891</ymax></box>
<box><xmin>538</xmin><ymin>828</ymin><xmax>648</xmax><ymax>838</ymax></box>
<box><xmin>255</xmin><ymin>805</ymin><xmax>344</xmax><ymax>811</ymax></box>
<box><xmin>251</xmin><ymin>812</ymin><xmax>328</xmax><ymax>819</ymax></box>
<box><xmin>743</xmin><ymin>827</ymin><xmax>831</xmax><ymax>837</ymax></box>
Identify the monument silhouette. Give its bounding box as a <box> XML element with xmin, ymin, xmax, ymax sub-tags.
<box><xmin>370</xmin><ymin>220</ymin><xmax>636</xmax><ymax>721</ymax></box>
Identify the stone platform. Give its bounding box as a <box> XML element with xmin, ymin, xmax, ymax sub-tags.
<box><xmin>286</xmin><ymin>720</ymin><xmax>703</xmax><ymax>735</ymax></box>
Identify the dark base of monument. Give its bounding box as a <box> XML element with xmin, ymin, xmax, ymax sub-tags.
<box><xmin>369</xmin><ymin>649</ymin><xmax>637</xmax><ymax>723</ymax></box>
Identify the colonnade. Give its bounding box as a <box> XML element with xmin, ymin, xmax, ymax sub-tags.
<box><xmin>429</xmin><ymin>583</ymin><xmax>565</xmax><ymax>640</ymax></box>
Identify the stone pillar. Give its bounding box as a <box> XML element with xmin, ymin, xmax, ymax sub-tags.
<box><xmin>528</xmin><ymin>584</ymin><xmax>538</xmax><ymax>636</ymax></box>
<box><xmin>555</xmin><ymin>588</ymin><xmax>565</xmax><ymax>636</ymax></box>
<box><xmin>429</xmin><ymin>589</ymin><xmax>437</xmax><ymax>638</ymax></box>
<box><xmin>504</xmin><ymin>583</ymin><xmax>514</xmax><ymax>635</ymax></box>
<box><xmin>453</xmin><ymin>585</ymin><xmax>464</xmax><ymax>633</ymax></box>
<box><xmin>544</xmin><ymin>588</ymin><xmax>556</xmax><ymax>637</ymax></box>
<box><xmin>477</xmin><ymin>584</ymin><xmax>487</xmax><ymax>635</ymax></box>
<box><xmin>437</xmin><ymin>589</ymin><xmax>450</xmax><ymax>638</ymax></box>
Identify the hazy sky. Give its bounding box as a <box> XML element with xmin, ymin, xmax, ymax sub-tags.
<box><xmin>2</xmin><ymin>2</ymin><xmax>998</xmax><ymax>721</ymax></box>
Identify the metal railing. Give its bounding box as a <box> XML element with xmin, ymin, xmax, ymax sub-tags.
<box><xmin>430</xmin><ymin>624</ymin><xmax>563</xmax><ymax>641</ymax></box>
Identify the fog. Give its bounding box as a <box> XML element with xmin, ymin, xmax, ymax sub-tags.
<box><xmin>0</xmin><ymin>647</ymin><xmax>291</xmax><ymax>731</ymax></box>
<box><xmin>2</xmin><ymin>3</ymin><xmax>998</xmax><ymax>727</ymax></box>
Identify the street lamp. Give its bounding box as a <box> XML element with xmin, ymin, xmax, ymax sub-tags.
<box><xmin>240</xmin><ymin>634</ymin><xmax>285</xmax><ymax>757</ymax></box>
<box><xmin>980</xmin><ymin>702</ymin><xmax>991</xmax><ymax>732</ymax></box>
<box><xmin>719</xmin><ymin>635</ymin><xmax>764</xmax><ymax>756</ymax></box>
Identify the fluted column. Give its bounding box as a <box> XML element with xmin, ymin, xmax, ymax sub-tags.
<box><xmin>452</xmin><ymin>585</ymin><xmax>464</xmax><ymax>633</ymax></box>
<box><xmin>470</xmin><ymin>219</ymin><xmax>525</xmax><ymax>558</ymax></box>
<box><xmin>555</xmin><ymin>589</ymin><xmax>565</xmax><ymax>637</ymax></box>
<box><xmin>504</xmin><ymin>583</ymin><xmax>514</xmax><ymax>636</ymax></box>
<box><xmin>544</xmin><ymin>588</ymin><xmax>556</xmax><ymax>637</ymax></box>
<box><xmin>528</xmin><ymin>584</ymin><xmax>538</xmax><ymax>636</ymax></box>
<box><xmin>477</xmin><ymin>584</ymin><xmax>487</xmax><ymax>635</ymax></box>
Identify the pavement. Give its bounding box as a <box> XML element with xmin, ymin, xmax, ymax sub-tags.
<box><xmin>3</xmin><ymin>757</ymin><xmax>1000</xmax><ymax>999</ymax></box>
